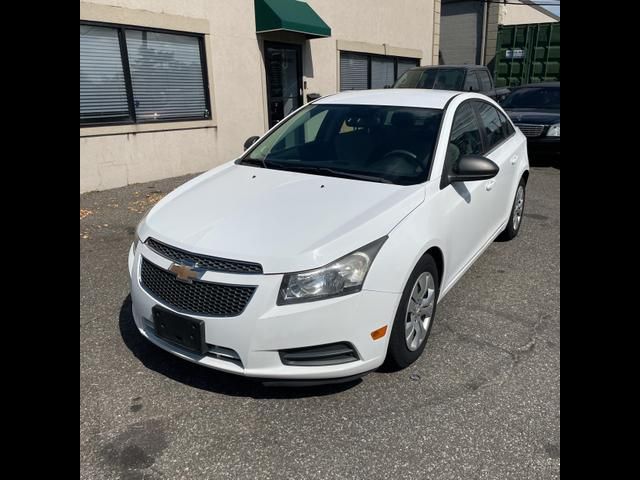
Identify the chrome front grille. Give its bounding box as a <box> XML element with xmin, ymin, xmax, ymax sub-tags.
<box><xmin>145</xmin><ymin>237</ymin><xmax>263</xmax><ymax>274</ymax></box>
<box><xmin>515</xmin><ymin>123</ymin><xmax>545</xmax><ymax>138</ymax></box>
<box><xmin>140</xmin><ymin>258</ymin><xmax>256</xmax><ymax>317</ymax></box>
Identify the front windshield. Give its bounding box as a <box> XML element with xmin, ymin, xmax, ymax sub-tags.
<box><xmin>240</xmin><ymin>104</ymin><xmax>444</xmax><ymax>185</ymax></box>
<box><xmin>394</xmin><ymin>68</ymin><xmax>466</xmax><ymax>91</ymax></box>
<box><xmin>501</xmin><ymin>86</ymin><xmax>560</xmax><ymax>109</ymax></box>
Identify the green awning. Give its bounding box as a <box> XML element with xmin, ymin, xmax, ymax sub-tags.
<box><xmin>254</xmin><ymin>0</ymin><xmax>331</xmax><ymax>38</ymax></box>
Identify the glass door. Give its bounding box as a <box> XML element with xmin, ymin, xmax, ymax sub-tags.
<box><xmin>264</xmin><ymin>42</ymin><xmax>302</xmax><ymax>128</ymax></box>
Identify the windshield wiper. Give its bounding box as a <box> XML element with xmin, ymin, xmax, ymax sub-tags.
<box><xmin>239</xmin><ymin>157</ymin><xmax>266</xmax><ymax>168</ymax></box>
<box><xmin>264</xmin><ymin>162</ymin><xmax>393</xmax><ymax>184</ymax></box>
<box><xmin>241</xmin><ymin>159</ymin><xmax>394</xmax><ymax>184</ymax></box>
<box><xmin>312</xmin><ymin>167</ymin><xmax>394</xmax><ymax>184</ymax></box>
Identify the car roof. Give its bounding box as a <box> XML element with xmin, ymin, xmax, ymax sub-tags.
<box><xmin>408</xmin><ymin>65</ymin><xmax>486</xmax><ymax>70</ymax></box>
<box><xmin>316</xmin><ymin>89</ymin><xmax>462</xmax><ymax>110</ymax></box>
<box><xmin>512</xmin><ymin>82</ymin><xmax>560</xmax><ymax>88</ymax></box>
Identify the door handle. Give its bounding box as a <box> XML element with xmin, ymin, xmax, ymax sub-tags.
<box><xmin>510</xmin><ymin>155</ymin><xmax>518</xmax><ymax>165</ymax></box>
<box><xmin>486</xmin><ymin>180</ymin><xmax>496</xmax><ymax>191</ymax></box>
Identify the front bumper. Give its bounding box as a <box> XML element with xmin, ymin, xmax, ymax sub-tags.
<box><xmin>527</xmin><ymin>136</ymin><xmax>560</xmax><ymax>154</ymax></box>
<box><xmin>128</xmin><ymin>243</ymin><xmax>400</xmax><ymax>380</ymax></box>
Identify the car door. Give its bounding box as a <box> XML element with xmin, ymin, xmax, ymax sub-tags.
<box><xmin>433</xmin><ymin>101</ymin><xmax>498</xmax><ymax>283</ymax></box>
<box><xmin>472</xmin><ymin>100</ymin><xmax>521</xmax><ymax>233</ymax></box>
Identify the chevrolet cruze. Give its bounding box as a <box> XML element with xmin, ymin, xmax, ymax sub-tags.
<box><xmin>128</xmin><ymin>89</ymin><xmax>529</xmax><ymax>383</ymax></box>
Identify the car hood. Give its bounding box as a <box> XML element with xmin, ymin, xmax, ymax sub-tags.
<box><xmin>504</xmin><ymin>108</ymin><xmax>560</xmax><ymax>125</ymax></box>
<box><xmin>141</xmin><ymin>162</ymin><xmax>425</xmax><ymax>273</ymax></box>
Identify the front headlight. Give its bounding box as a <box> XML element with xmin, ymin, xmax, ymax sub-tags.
<box><xmin>132</xmin><ymin>215</ymin><xmax>146</xmax><ymax>254</ymax></box>
<box><xmin>132</xmin><ymin>231</ymin><xmax>142</xmax><ymax>255</ymax></box>
<box><xmin>277</xmin><ymin>237</ymin><xmax>387</xmax><ymax>305</ymax></box>
<box><xmin>546</xmin><ymin>123</ymin><xmax>560</xmax><ymax>137</ymax></box>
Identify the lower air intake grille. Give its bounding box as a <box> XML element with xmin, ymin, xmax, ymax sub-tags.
<box><xmin>140</xmin><ymin>258</ymin><xmax>256</xmax><ymax>317</ymax></box>
<box><xmin>206</xmin><ymin>344</ymin><xmax>243</xmax><ymax>367</ymax></box>
<box><xmin>279</xmin><ymin>342</ymin><xmax>359</xmax><ymax>366</ymax></box>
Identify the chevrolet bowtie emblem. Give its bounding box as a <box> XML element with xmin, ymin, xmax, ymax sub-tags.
<box><xmin>168</xmin><ymin>262</ymin><xmax>202</xmax><ymax>284</ymax></box>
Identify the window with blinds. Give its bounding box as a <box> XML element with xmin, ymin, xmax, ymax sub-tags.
<box><xmin>80</xmin><ymin>25</ymin><xmax>130</xmax><ymax>123</ymax></box>
<box><xmin>340</xmin><ymin>53</ymin><xmax>368</xmax><ymax>91</ymax></box>
<box><xmin>371</xmin><ymin>57</ymin><xmax>394</xmax><ymax>89</ymax></box>
<box><xmin>340</xmin><ymin>51</ymin><xmax>420</xmax><ymax>91</ymax></box>
<box><xmin>80</xmin><ymin>23</ymin><xmax>211</xmax><ymax>126</ymax></box>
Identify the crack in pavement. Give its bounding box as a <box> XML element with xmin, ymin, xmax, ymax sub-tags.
<box><xmin>440</xmin><ymin>312</ymin><xmax>547</xmax><ymax>391</ymax></box>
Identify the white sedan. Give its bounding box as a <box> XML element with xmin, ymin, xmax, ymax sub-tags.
<box><xmin>128</xmin><ymin>89</ymin><xmax>529</xmax><ymax>383</ymax></box>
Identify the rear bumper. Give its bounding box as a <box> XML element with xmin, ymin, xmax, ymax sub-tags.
<box><xmin>128</xmin><ymin>243</ymin><xmax>400</xmax><ymax>380</ymax></box>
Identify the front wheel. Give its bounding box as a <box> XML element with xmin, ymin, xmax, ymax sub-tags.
<box><xmin>500</xmin><ymin>179</ymin><xmax>526</xmax><ymax>241</ymax></box>
<box><xmin>384</xmin><ymin>254</ymin><xmax>440</xmax><ymax>369</ymax></box>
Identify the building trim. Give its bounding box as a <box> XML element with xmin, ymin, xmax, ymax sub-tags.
<box><xmin>80</xmin><ymin>119</ymin><xmax>216</xmax><ymax>138</ymax></box>
<box><xmin>79</xmin><ymin>2</ymin><xmax>210</xmax><ymax>33</ymax></box>
<box><xmin>336</xmin><ymin>39</ymin><xmax>385</xmax><ymax>56</ymax></box>
<box><xmin>336</xmin><ymin>40</ymin><xmax>422</xmax><ymax>60</ymax></box>
<box><xmin>518</xmin><ymin>0</ymin><xmax>560</xmax><ymax>22</ymax></box>
<box><xmin>385</xmin><ymin>44</ymin><xmax>423</xmax><ymax>59</ymax></box>
<box><xmin>432</xmin><ymin>0</ymin><xmax>441</xmax><ymax>65</ymax></box>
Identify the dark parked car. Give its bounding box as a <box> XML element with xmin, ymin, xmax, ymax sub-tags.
<box><xmin>392</xmin><ymin>65</ymin><xmax>511</xmax><ymax>102</ymax></box>
<box><xmin>501</xmin><ymin>82</ymin><xmax>560</xmax><ymax>155</ymax></box>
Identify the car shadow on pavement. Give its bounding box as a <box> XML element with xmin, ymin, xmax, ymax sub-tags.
<box><xmin>118</xmin><ymin>295</ymin><xmax>362</xmax><ymax>399</ymax></box>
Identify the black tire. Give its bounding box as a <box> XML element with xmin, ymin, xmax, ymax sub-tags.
<box><xmin>499</xmin><ymin>178</ymin><xmax>526</xmax><ymax>241</ymax></box>
<box><xmin>384</xmin><ymin>254</ymin><xmax>440</xmax><ymax>369</ymax></box>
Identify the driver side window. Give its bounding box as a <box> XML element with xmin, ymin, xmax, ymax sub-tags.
<box><xmin>443</xmin><ymin>102</ymin><xmax>483</xmax><ymax>178</ymax></box>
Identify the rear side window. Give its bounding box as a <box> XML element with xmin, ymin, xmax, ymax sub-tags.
<box><xmin>444</xmin><ymin>103</ymin><xmax>483</xmax><ymax>173</ymax></box>
<box><xmin>475</xmin><ymin>102</ymin><xmax>511</xmax><ymax>152</ymax></box>
<box><xmin>422</xmin><ymin>69</ymin><xmax>466</xmax><ymax>90</ymax></box>
<box><xmin>464</xmin><ymin>71</ymin><xmax>480</xmax><ymax>92</ymax></box>
<box><xmin>498</xmin><ymin>110</ymin><xmax>515</xmax><ymax>137</ymax></box>
<box><xmin>477</xmin><ymin>70</ymin><xmax>493</xmax><ymax>91</ymax></box>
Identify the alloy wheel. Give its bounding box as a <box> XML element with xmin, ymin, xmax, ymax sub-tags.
<box><xmin>513</xmin><ymin>185</ymin><xmax>525</xmax><ymax>231</ymax></box>
<box><xmin>405</xmin><ymin>272</ymin><xmax>436</xmax><ymax>351</ymax></box>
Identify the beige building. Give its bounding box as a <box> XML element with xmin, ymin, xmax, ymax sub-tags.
<box><xmin>497</xmin><ymin>0</ymin><xmax>560</xmax><ymax>26</ymax></box>
<box><xmin>80</xmin><ymin>0</ymin><xmax>442</xmax><ymax>192</ymax></box>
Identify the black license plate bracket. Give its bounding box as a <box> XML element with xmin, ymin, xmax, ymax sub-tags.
<box><xmin>152</xmin><ymin>307</ymin><xmax>206</xmax><ymax>355</ymax></box>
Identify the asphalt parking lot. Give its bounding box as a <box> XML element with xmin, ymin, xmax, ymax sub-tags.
<box><xmin>80</xmin><ymin>158</ymin><xmax>559</xmax><ymax>480</ymax></box>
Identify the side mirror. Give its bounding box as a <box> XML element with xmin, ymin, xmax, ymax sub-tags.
<box><xmin>243</xmin><ymin>136</ymin><xmax>260</xmax><ymax>151</ymax></box>
<box><xmin>448</xmin><ymin>155</ymin><xmax>499</xmax><ymax>183</ymax></box>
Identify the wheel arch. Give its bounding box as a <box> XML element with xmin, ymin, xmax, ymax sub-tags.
<box><xmin>423</xmin><ymin>246</ymin><xmax>444</xmax><ymax>287</ymax></box>
<box><xmin>365</xmin><ymin>234</ymin><xmax>447</xmax><ymax>295</ymax></box>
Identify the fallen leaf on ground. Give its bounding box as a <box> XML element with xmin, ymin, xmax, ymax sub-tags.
<box><xmin>80</xmin><ymin>208</ymin><xmax>93</xmax><ymax>220</ymax></box>
<box><xmin>127</xmin><ymin>192</ymin><xmax>165</xmax><ymax>213</ymax></box>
